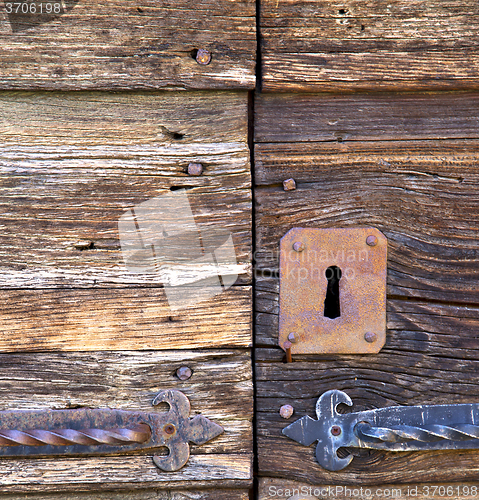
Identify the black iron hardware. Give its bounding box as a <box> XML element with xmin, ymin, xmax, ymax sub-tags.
<box><xmin>283</xmin><ymin>390</ymin><xmax>479</xmax><ymax>471</ymax></box>
<box><xmin>0</xmin><ymin>389</ymin><xmax>223</xmax><ymax>472</ymax></box>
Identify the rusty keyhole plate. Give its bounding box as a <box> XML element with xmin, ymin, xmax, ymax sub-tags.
<box><xmin>279</xmin><ymin>227</ymin><xmax>387</xmax><ymax>354</ymax></box>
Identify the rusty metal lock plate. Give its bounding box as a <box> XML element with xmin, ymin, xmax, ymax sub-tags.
<box><xmin>279</xmin><ymin>227</ymin><xmax>387</xmax><ymax>354</ymax></box>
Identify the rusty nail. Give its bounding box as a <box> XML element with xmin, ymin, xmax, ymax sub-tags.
<box><xmin>283</xmin><ymin>178</ymin><xmax>296</xmax><ymax>191</ymax></box>
<box><xmin>176</xmin><ymin>366</ymin><xmax>192</xmax><ymax>380</ymax></box>
<box><xmin>164</xmin><ymin>424</ymin><xmax>176</xmax><ymax>435</ymax></box>
<box><xmin>187</xmin><ymin>162</ymin><xmax>203</xmax><ymax>176</ymax></box>
<box><xmin>196</xmin><ymin>49</ymin><xmax>211</xmax><ymax>65</ymax></box>
<box><xmin>292</xmin><ymin>241</ymin><xmax>304</xmax><ymax>252</ymax></box>
<box><xmin>279</xmin><ymin>404</ymin><xmax>294</xmax><ymax>419</ymax></box>
<box><xmin>284</xmin><ymin>340</ymin><xmax>293</xmax><ymax>363</ymax></box>
<box><xmin>366</xmin><ymin>235</ymin><xmax>378</xmax><ymax>247</ymax></box>
<box><xmin>331</xmin><ymin>425</ymin><xmax>342</xmax><ymax>436</ymax></box>
<box><xmin>288</xmin><ymin>332</ymin><xmax>297</xmax><ymax>343</ymax></box>
<box><xmin>364</xmin><ymin>332</ymin><xmax>378</xmax><ymax>343</ymax></box>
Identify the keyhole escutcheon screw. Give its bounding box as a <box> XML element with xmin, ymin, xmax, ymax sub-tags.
<box><xmin>366</xmin><ymin>235</ymin><xmax>378</xmax><ymax>247</ymax></box>
<box><xmin>293</xmin><ymin>241</ymin><xmax>304</xmax><ymax>252</ymax></box>
<box><xmin>364</xmin><ymin>332</ymin><xmax>377</xmax><ymax>343</ymax></box>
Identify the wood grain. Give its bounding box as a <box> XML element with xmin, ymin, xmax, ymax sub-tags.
<box><xmin>0</xmin><ymin>286</ymin><xmax>251</xmax><ymax>351</ymax></box>
<box><xmin>254</xmin><ymin>93</ymin><xmax>479</xmax><ymax>304</ymax></box>
<box><xmin>255</xmin><ymin>140</ymin><xmax>479</xmax><ymax>303</ymax></box>
<box><xmin>1</xmin><ymin>488</ymin><xmax>250</xmax><ymax>500</ymax></box>
<box><xmin>254</xmin><ymin>91</ymin><xmax>479</xmax><ymax>483</ymax></box>
<box><xmin>255</xmin><ymin>286</ymin><xmax>479</xmax><ymax>483</ymax></box>
<box><xmin>254</xmin><ymin>92</ymin><xmax>479</xmax><ymax>144</ymax></box>
<box><xmin>0</xmin><ymin>0</ymin><xmax>255</xmax><ymax>90</ymax></box>
<box><xmin>0</xmin><ymin>91</ymin><xmax>252</xmax><ymax>350</ymax></box>
<box><xmin>259</xmin><ymin>478</ymin><xmax>479</xmax><ymax>500</ymax></box>
<box><xmin>0</xmin><ymin>91</ymin><xmax>252</xmax><ymax>287</ymax></box>
<box><xmin>0</xmin><ymin>349</ymin><xmax>252</xmax><ymax>491</ymax></box>
<box><xmin>261</xmin><ymin>0</ymin><xmax>479</xmax><ymax>91</ymax></box>
<box><xmin>256</xmin><ymin>277</ymin><xmax>479</xmax><ymax>356</ymax></box>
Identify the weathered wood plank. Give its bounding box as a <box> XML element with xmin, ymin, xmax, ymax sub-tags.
<box><xmin>0</xmin><ymin>1</ymin><xmax>255</xmax><ymax>90</ymax></box>
<box><xmin>1</xmin><ymin>488</ymin><xmax>250</xmax><ymax>500</ymax></box>
<box><xmin>0</xmin><ymin>456</ymin><xmax>252</xmax><ymax>493</ymax></box>
<box><xmin>254</xmin><ymin>91</ymin><xmax>479</xmax><ymax>483</ymax></box>
<box><xmin>0</xmin><ymin>91</ymin><xmax>252</xmax><ymax>350</ymax></box>
<box><xmin>261</xmin><ymin>0</ymin><xmax>479</xmax><ymax>91</ymax></box>
<box><xmin>0</xmin><ymin>91</ymin><xmax>252</xmax><ymax>287</ymax></box>
<box><xmin>254</xmin><ymin>92</ymin><xmax>479</xmax><ymax>144</ymax></box>
<box><xmin>255</xmin><ymin>276</ymin><xmax>479</xmax><ymax>482</ymax></box>
<box><xmin>259</xmin><ymin>478</ymin><xmax>479</xmax><ymax>500</ymax></box>
<box><xmin>0</xmin><ymin>286</ymin><xmax>251</xmax><ymax>351</ymax></box>
<box><xmin>256</xmin><ymin>277</ymin><xmax>479</xmax><ymax>357</ymax></box>
<box><xmin>0</xmin><ymin>350</ymin><xmax>252</xmax><ymax>491</ymax></box>
<box><xmin>254</xmin><ymin>94</ymin><xmax>479</xmax><ymax>304</ymax></box>
<box><xmin>255</xmin><ymin>141</ymin><xmax>479</xmax><ymax>303</ymax></box>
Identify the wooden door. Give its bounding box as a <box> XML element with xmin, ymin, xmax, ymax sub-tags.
<box><xmin>0</xmin><ymin>2</ymin><xmax>255</xmax><ymax>498</ymax></box>
<box><xmin>256</xmin><ymin>1</ymin><xmax>479</xmax><ymax>498</ymax></box>
<box><xmin>2</xmin><ymin>1</ymin><xmax>479</xmax><ymax>499</ymax></box>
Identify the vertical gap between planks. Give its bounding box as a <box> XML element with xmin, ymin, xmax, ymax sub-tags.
<box><xmin>248</xmin><ymin>88</ymin><xmax>259</xmax><ymax>500</ymax></box>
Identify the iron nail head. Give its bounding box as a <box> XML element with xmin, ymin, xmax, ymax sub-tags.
<box><xmin>288</xmin><ymin>332</ymin><xmax>297</xmax><ymax>343</ymax></box>
<box><xmin>280</xmin><ymin>404</ymin><xmax>294</xmax><ymax>419</ymax></box>
<box><xmin>364</xmin><ymin>332</ymin><xmax>378</xmax><ymax>343</ymax></box>
<box><xmin>366</xmin><ymin>235</ymin><xmax>378</xmax><ymax>247</ymax></box>
<box><xmin>176</xmin><ymin>366</ymin><xmax>192</xmax><ymax>380</ymax></box>
<box><xmin>331</xmin><ymin>425</ymin><xmax>342</xmax><ymax>436</ymax></box>
<box><xmin>196</xmin><ymin>49</ymin><xmax>212</xmax><ymax>65</ymax></box>
<box><xmin>187</xmin><ymin>162</ymin><xmax>203</xmax><ymax>176</ymax></box>
<box><xmin>164</xmin><ymin>423</ymin><xmax>176</xmax><ymax>435</ymax></box>
<box><xmin>292</xmin><ymin>241</ymin><xmax>305</xmax><ymax>252</ymax></box>
<box><xmin>283</xmin><ymin>178</ymin><xmax>296</xmax><ymax>191</ymax></box>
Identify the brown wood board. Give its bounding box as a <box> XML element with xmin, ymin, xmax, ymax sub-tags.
<box><xmin>255</xmin><ymin>93</ymin><xmax>479</xmax><ymax>304</ymax></box>
<box><xmin>0</xmin><ymin>349</ymin><xmax>252</xmax><ymax>492</ymax></box>
<box><xmin>0</xmin><ymin>489</ymin><xmax>250</xmax><ymax>500</ymax></box>
<box><xmin>259</xmin><ymin>478</ymin><xmax>479</xmax><ymax>500</ymax></box>
<box><xmin>254</xmin><ymin>91</ymin><xmax>479</xmax><ymax>483</ymax></box>
<box><xmin>261</xmin><ymin>0</ymin><xmax>479</xmax><ymax>92</ymax></box>
<box><xmin>0</xmin><ymin>0</ymin><xmax>255</xmax><ymax>90</ymax></box>
<box><xmin>254</xmin><ymin>92</ymin><xmax>479</xmax><ymax>144</ymax></box>
<box><xmin>0</xmin><ymin>91</ymin><xmax>252</xmax><ymax>350</ymax></box>
<box><xmin>0</xmin><ymin>287</ymin><xmax>252</xmax><ymax>352</ymax></box>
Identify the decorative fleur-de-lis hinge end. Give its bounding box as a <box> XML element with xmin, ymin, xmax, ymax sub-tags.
<box><xmin>0</xmin><ymin>389</ymin><xmax>223</xmax><ymax>472</ymax></box>
<box><xmin>283</xmin><ymin>390</ymin><xmax>479</xmax><ymax>472</ymax></box>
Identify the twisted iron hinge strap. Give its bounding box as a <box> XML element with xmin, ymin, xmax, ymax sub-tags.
<box><xmin>283</xmin><ymin>390</ymin><xmax>479</xmax><ymax>471</ymax></box>
<box><xmin>0</xmin><ymin>424</ymin><xmax>150</xmax><ymax>447</ymax></box>
<box><xmin>0</xmin><ymin>389</ymin><xmax>223</xmax><ymax>472</ymax></box>
<box><xmin>356</xmin><ymin>422</ymin><xmax>479</xmax><ymax>444</ymax></box>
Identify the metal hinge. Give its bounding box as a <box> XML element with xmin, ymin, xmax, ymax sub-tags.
<box><xmin>283</xmin><ymin>390</ymin><xmax>479</xmax><ymax>471</ymax></box>
<box><xmin>0</xmin><ymin>389</ymin><xmax>223</xmax><ymax>472</ymax></box>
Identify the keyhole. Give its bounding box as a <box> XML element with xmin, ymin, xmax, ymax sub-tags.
<box><xmin>324</xmin><ymin>266</ymin><xmax>342</xmax><ymax>319</ymax></box>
